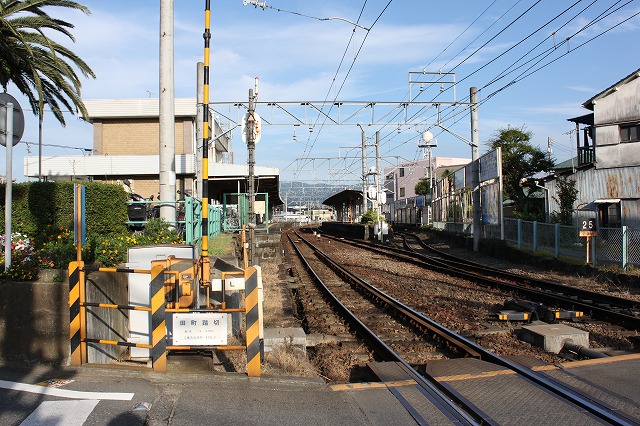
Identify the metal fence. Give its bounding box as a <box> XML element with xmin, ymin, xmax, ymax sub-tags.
<box><xmin>183</xmin><ymin>198</ymin><xmax>222</xmax><ymax>246</ymax></box>
<box><xmin>126</xmin><ymin>197</ymin><xmax>222</xmax><ymax>246</ymax></box>
<box><xmin>504</xmin><ymin>218</ymin><xmax>640</xmax><ymax>270</ymax></box>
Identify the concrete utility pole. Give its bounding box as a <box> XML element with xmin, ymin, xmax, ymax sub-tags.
<box><xmin>470</xmin><ymin>86</ymin><xmax>480</xmax><ymax>252</ymax></box>
<box><xmin>38</xmin><ymin>97</ymin><xmax>46</xmax><ymax>181</ymax></box>
<box><xmin>247</xmin><ymin>88</ymin><xmax>257</xmax><ymax>264</ymax></box>
<box><xmin>376</xmin><ymin>131</ymin><xmax>382</xmax><ymax>240</ymax></box>
<box><xmin>159</xmin><ymin>0</ymin><xmax>176</xmax><ymax>223</ymax></box>
<box><xmin>361</xmin><ymin>127</ymin><xmax>367</xmax><ymax>217</ymax></box>
<box><xmin>195</xmin><ymin>62</ymin><xmax>204</xmax><ymax>200</ymax></box>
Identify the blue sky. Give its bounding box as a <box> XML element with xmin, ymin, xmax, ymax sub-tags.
<box><xmin>5</xmin><ymin>0</ymin><xmax>640</xmax><ymax>184</ymax></box>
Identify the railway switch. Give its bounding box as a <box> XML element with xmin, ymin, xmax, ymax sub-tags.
<box><xmin>502</xmin><ymin>299</ymin><xmax>583</xmax><ymax>323</ymax></box>
<box><xmin>498</xmin><ymin>310</ymin><xmax>529</xmax><ymax>321</ymax></box>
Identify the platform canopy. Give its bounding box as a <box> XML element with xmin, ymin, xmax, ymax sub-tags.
<box><xmin>322</xmin><ymin>189</ymin><xmax>363</xmax><ymax>223</ymax></box>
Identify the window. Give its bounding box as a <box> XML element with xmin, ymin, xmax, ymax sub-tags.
<box><xmin>620</xmin><ymin>124</ymin><xmax>640</xmax><ymax>142</ymax></box>
<box><xmin>399</xmin><ymin>187</ymin><xmax>405</xmax><ymax>197</ymax></box>
<box><xmin>399</xmin><ymin>167</ymin><xmax>405</xmax><ymax>177</ymax></box>
<box><xmin>598</xmin><ymin>202</ymin><xmax>621</xmax><ymax>228</ymax></box>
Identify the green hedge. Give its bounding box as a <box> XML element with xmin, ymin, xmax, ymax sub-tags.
<box><xmin>0</xmin><ymin>181</ymin><xmax>128</xmax><ymax>238</ymax></box>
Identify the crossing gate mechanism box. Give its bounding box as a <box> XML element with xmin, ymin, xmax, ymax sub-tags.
<box><xmin>126</xmin><ymin>244</ymin><xmax>197</xmax><ymax>360</ymax></box>
<box><xmin>172</xmin><ymin>313</ymin><xmax>228</xmax><ymax>345</ymax></box>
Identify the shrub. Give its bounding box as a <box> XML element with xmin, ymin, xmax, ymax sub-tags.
<box><xmin>140</xmin><ymin>218</ymin><xmax>183</xmax><ymax>245</ymax></box>
<box><xmin>34</xmin><ymin>225</ymin><xmax>76</xmax><ymax>269</ymax></box>
<box><xmin>93</xmin><ymin>219</ymin><xmax>183</xmax><ymax>267</ymax></box>
<box><xmin>94</xmin><ymin>234</ymin><xmax>135</xmax><ymax>267</ymax></box>
<box><xmin>0</xmin><ymin>181</ymin><xmax>128</xmax><ymax>239</ymax></box>
<box><xmin>360</xmin><ymin>209</ymin><xmax>384</xmax><ymax>224</ymax></box>
<box><xmin>0</xmin><ymin>182</ymin><xmax>186</xmax><ymax>274</ymax></box>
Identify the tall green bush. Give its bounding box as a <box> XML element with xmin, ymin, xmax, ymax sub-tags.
<box><xmin>0</xmin><ymin>181</ymin><xmax>128</xmax><ymax>238</ymax></box>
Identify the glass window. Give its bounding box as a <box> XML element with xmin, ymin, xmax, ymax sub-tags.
<box><xmin>399</xmin><ymin>187</ymin><xmax>405</xmax><ymax>197</ymax></box>
<box><xmin>620</xmin><ymin>124</ymin><xmax>640</xmax><ymax>142</ymax></box>
<box><xmin>399</xmin><ymin>168</ymin><xmax>405</xmax><ymax>177</ymax></box>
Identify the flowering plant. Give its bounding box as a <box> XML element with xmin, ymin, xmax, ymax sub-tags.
<box><xmin>33</xmin><ymin>226</ymin><xmax>78</xmax><ymax>270</ymax></box>
<box><xmin>0</xmin><ymin>233</ymin><xmax>39</xmax><ymax>281</ymax></box>
<box><xmin>93</xmin><ymin>219</ymin><xmax>183</xmax><ymax>267</ymax></box>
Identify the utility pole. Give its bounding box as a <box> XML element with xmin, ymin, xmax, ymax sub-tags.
<box><xmin>195</xmin><ymin>62</ymin><xmax>204</xmax><ymax>200</ymax></box>
<box><xmin>247</xmin><ymin>86</ymin><xmax>257</xmax><ymax>265</ymax></box>
<box><xmin>470</xmin><ymin>87</ymin><xmax>480</xmax><ymax>252</ymax></box>
<box><xmin>38</xmin><ymin>97</ymin><xmax>46</xmax><ymax>182</ymax></box>
<box><xmin>376</xmin><ymin>131</ymin><xmax>381</xmax><ymax>240</ymax></box>
<box><xmin>361</xmin><ymin>127</ymin><xmax>367</xmax><ymax>217</ymax></box>
<box><xmin>159</xmin><ymin>0</ymin><xmax>176</xmax><ymax>223</ymax></box>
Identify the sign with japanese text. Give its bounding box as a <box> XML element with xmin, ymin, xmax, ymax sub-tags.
<box><xmin>172</xmin><ymin>313</ymin><xmax>227</xmax><ymax>346</ymax></box>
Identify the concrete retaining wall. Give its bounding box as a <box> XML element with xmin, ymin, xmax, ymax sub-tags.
<box><xmin>0</xmin><ymin>267</ymin><xmax>129</xmax><ymax>366</ymax></box>
<box><xmin>321</xmin><ymin>222</ymin><xmax>370</xmax><ymax>240</ymax></box>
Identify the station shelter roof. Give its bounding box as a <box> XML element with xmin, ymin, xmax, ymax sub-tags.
<box><xmin>322</xmin><ymin>189</ymin><xmax>363</xmax><ymax>208</ymax></box>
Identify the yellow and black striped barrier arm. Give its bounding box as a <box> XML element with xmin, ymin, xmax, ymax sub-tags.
<box><xmin>68</xmin><ymin>260</ymin><xmax>86</xmax><ymax>366</ymax></box>
<box><xmin>84</xmin><ymin>338</ymin><xmax>152</xmax><ymax>349</ymax></box>
<box><xmin>245</xmin><ymin>266</ymin><xmax>260</xmax><ymax>377</ymax></box>
<box><xmin>83</xmin><ymin>302</ymin><xmax>152</xmax><ymax>312</ymax></box>
<box><xmin>150</xmin><ymin>264</ymin><xmax>168</xmax><ymax>372</ymax></box>
<box><xmin>82</xmin><ymin>266</ymin><xmax>151</xmax><ymax>274</ymax></box>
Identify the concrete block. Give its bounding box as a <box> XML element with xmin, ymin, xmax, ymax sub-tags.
<box><xmin>518</xmin><ymin>323</ymin><xmax>589</xmax><ymax>354</ymax></box>
<box><xmin>263</xmin><ymin>327</ymin><xmax>306</xmax><ymax>352</ymax></box>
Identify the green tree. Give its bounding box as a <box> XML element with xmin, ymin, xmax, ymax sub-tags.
<box><xmin>0</xmin><ymin>0</ymin><xmax>95</xmax><ymax>125</ymax></box>
<box><xmin>487</xmin><ymin>126</ymin><xmax>554</xmax><ymax>221</ymax></box>
<box><xmin>414</xmin><ymin>177</ymin><xmax>431</xmax><ymax>196</ymax></box>
<box><xmin>550</xmin><ymin>176</ymin><xmax>578</xmax><ymax>225</ymax></box>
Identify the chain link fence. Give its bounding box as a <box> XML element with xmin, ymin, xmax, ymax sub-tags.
<box><xmin>503</xmin><ymin>218</ymin><xmax>639</xmax><ymax>269</ymax></box>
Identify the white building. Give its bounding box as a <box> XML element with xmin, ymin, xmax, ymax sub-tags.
<box><xmin>23</xmin><ymin>98</ymin><xmax>281</xmax><ymax>205</ymax></box>
<box><xmin>383</xmin><ymin>156</ymin><xmax>469</xmax><ymax>203</ymax></box>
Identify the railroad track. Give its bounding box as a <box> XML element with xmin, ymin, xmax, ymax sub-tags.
<box><xmin>287</xmin><ymin>228</ymin><xmax>637</xmax><ymax>425</ymax></box>
<box><xmin>326</xmin><ymin>230</ymin><xmax>640</xmax><ymax>330</ymax></box>
<box><xmin>287</xmin><ymin>230</ymin><xmax>482</xmax><ymax>425</ymax></box>
<box><xmin>400</xmin><ymin>232</ymin><xmax>640</xmax><ymax>328</ymax></box>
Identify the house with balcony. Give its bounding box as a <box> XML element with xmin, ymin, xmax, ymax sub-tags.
<box><xmin>549</xmin><ymin>68</ymin><xmax>640</xmax><ymax>228</ymax></box>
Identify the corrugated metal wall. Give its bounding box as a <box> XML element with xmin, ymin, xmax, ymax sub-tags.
<box><xmin>548</xmin><ymin>166</ymin><xmax>640</xmax><ymax>228</ymax></box>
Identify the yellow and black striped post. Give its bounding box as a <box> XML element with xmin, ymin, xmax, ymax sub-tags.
<box><xmin>199</xmin><ymin>0</ymin><xmax>212</xmax><ymax>289</ymax></box>
<box><xmin>245</xmin><ymin>266</ymin><xmax>260</xmax><ymax>377</ymax></box>
<box><xmin>150</xmin><ymin>264</ymin><xmax>167</xmax><ymax>372</ymax></box>
<box><xmin>68</xmin><ymin>260</ymin><xmax>86</xmax><ymax>365</ymax></box>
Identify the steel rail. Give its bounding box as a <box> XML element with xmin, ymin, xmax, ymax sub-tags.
<box><xmin>400</xmin><ymin>232</ymin><xmax>640</xmax><ymax>312</ymax></box>
<box><xmin>302</xmin><ymin>229</ymin><xmax>637</xmax><ymax>426</ymax></box>
<box><xmin>396</xmin><ymin>232</ymin><xmax>640</xmax><ymax>330</ymax></box>
<box><xmin>334</xmin><ymin>232</ymin><xmax>640</xmax><ymax>330</ymax></box>
<box><xmin>287</xmin><ymin>231</ymin><xmax>486</xmax><ymax>425</ymax></box>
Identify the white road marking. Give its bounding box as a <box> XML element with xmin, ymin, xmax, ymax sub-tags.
<box><xmin>20</xmin><ymin>400</ymin><xmax>100</xmax><ymax>426</ymax></box>
<box><xmin>0</xmin><ymin>379</ymin><xmax>134</xmax><ymax>400</ymax></box>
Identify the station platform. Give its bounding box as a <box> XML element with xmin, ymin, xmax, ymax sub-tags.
<box><xmin>1</xmin><ymin>354</ymin><xmax>638</xmax><ymax>425</ymax></box>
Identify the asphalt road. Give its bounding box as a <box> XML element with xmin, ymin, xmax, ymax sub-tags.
<box><xmin>0</xmin><ymin>364</ymin><xmax>397</xmax><ymax>426</ymax></box>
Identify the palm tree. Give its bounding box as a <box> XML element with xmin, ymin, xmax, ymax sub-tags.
<box><xmin>0</xmin><ymin>0</ymin><xmax>95</xmax><ymax>126</ymax></box>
